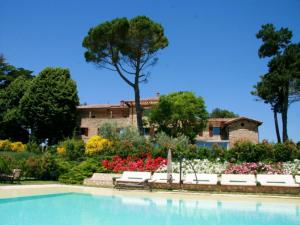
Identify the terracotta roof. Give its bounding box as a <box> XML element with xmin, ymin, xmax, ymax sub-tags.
<box><xmin>208</xmin><ymin>117</ymin><xmax>262</xmax><ymax>126</ymax></box>
<box><xmin>77</xmin><ymin>104</ymin><xmax>123</xmax><ymax>109</ymax></box>
<box><xmin>77</xmin><ymin>96</ymin><xmax>159</xmax><ymax>109</ymax></box>
<box><xmin>224</xmin><ymin>117</ymin><xmax>263</xmax><ymax>126</ymax></box>
<box><xmin>208</xmin><ymin>118</ymin><xmax>234</xmax><ymax>122</ymax></box>
<box><xmin>123</xmin><ymin>97</ymin><xmax>159</xmax><ymax>104</ymax></box>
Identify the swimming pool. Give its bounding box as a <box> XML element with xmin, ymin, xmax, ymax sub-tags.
<box><xmin>0</xmin><ymin>191</ymin><xmax>299</xmax><ymax>225</ymax></box>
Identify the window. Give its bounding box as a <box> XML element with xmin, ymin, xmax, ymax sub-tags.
<box><xmin>212</xmin><ymin>127</ymin><xmax>221</xmax><ymax>135</ymax></box>
<box><xmin>196</xmin><ymin>141</ymin><xmax>229</xmax><ymax>149</ymax></box>
<box><xmin>143</xmin><ymin>128</ymin><xmax>150</xmax><ymax>135</ymax></box>
<box><xmin>80</xmin><ymin>128</ymin><xmax>89</xmax><ymax>136</ymax></box>
<box><xmin>209</xmin><ymin>126</ymin><xmax>213</xmax><ymax>137</ymax></box>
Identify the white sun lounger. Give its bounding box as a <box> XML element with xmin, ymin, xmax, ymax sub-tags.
<box><xmin>221</xmin><ymin>174</ymin><xmax>256</xmax><ymax>186</ymax></box>
<box><xmin>115</xmin><ymin>171</ymin><xmax>151</xmax><ymax>183</ymax></box>
<box><xmin>149</xmin><ymin>173</ymin><xmax>180</xmax><ymax>184</ymax></box>
<box><xmin>183</xmin><ymin>174</ymin><xmax>218</xmax><ymax>185</ymax></box>
<box><xmin>295</xmin><ymin>175</ymin><xmax>300</xmax><ymax>184</ymax></box>
<box><xmin>114</xmin><ymin>171</ymin><xmax>151</xmax><ymax>189</ymax></box>
<box><xmin>257</xmin><ymin>174</ymin><xmax>300</xmax><ymax>187</ymax></box>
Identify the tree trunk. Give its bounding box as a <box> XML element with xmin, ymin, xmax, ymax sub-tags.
<box><xmin>281</xmin><ymin>91</ymin><xmax>289</xmax><ymax>142</ymax></box>
<box><xmin>273</xmin><ymin>109</ymin><xmax>281</xmax><ymax>143</ymax></box>
<box><xmin>134</xmin><ymin>84</ymin><xmax>144</xmax><ymax>135</ymax></box>
<box><xmin>281</xmin><ymin>104</ymin><xmax>288</xmax><ymax>142</ymax></box>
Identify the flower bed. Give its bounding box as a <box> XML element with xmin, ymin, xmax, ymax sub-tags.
<box><xmin>102</xmin><ymin>155</ymin><xmax>166</xmax><ymax>173</ymax></box>
<box><xmin>156</xmin><ymin>159</ymin><xmax>227</xmax><ymax>174</ymax></box>
<box><xmin>156</xmin><ymin>159</ymin><xmax>300</xmax><ymax>175</ymax></box>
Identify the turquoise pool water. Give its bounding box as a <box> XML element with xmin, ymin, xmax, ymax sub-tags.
<box><xmin>0</xmin><ymin>192</ymin><xmax>299</xmax><ymax>225</ymax></box>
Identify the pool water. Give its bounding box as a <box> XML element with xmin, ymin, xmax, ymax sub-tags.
<box><xmin>0</xmin><ymin>193</ymin><xmax>299</xmax><ymax>225</ymax></box>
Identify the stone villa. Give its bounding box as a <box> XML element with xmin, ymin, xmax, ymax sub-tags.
<box><xmin>77</xmin><ymin>96</ymin><xmax>262</xmax><ymax>148</ymax></box>
<box><xmin>77</xmin><ymin>97</ymin><xmax>159</xmax><ymax>142</ymax></box>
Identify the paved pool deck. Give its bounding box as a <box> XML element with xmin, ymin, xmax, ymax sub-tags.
<box><xmin>1</xmin><ymin>184</ymin><xmax>300</xmax><ymax>204</ymax></box>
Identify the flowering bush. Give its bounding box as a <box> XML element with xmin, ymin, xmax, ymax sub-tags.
<box><xmin>156</xmin><ymin>159</ymin><xmax>300</xmax><ymax>175</ymax></box>
<box><xmin>0</xmin><ymin>140</ymin><xmax>12</xmax><ymax>151</ymax></box>
<box><xmin>224</xmin><ymin>162</ymin><xmax>283</xmax><ymax>174</ymax></box>
<box><xmin>156</xmin><ymin>159</ymin><xmax>227</xmax><ymax>175</ymax></box>
<box><xmin>10</xmin><ymin>142</ymin><xmax>26</xmax><ymax>152</ymax></box>
<box><xmin>282</xmin><ymin>159</ymin><xmax>300</xmax><ymax>175</ymax></box>
<box><xmin>0</xmin><ymin>140</ymin><xmax>25</xmax><ymax>152</ymax></box>
<box><xmin>85</xmin><ymin>135</ymin><xmax>111</xmax><ymax>155</ymax></box>
<box><xmin>102</xmin><ymin>155</ymin><xmax>166</xmax><ymax>173</ymax></box>
<box><xmin>57</xmin><ymin>147</ymin><xmax>66</xmax><ymax>155</ymax></box>
<box><xmin>58</xmin><ymin>138</ymin><xmax>85</xmax><ymax>160</ymax></box>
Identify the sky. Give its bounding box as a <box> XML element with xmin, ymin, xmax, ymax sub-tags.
<box><xmin>1</xmin><ymin>0</ymin><xmax>300</xmax><ymax>142</ymax></box>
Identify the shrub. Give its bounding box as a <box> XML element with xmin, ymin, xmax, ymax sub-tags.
<box><xmin>0</xmin><ymin>140</ymin><xmax>26</xmax><ymax>152</ymax></box>
<box><xmin>254</xmin><ymin>142</ymin><xmax>275</xmax><ymax>162</ymax></box>
<box><xmin>58</xmin><ymin>158</ymin><xmax>104</xmax><ymax>184</ymax></box>
<box><xmin>58</xmin><ymin>138</ymin><xmax>85</xmax><ymax>160</ymax></box>
<box><xmin>226</xmin><ymin>141</ymin><xmax>259</xmax><ymax>162</ymax></box>
<box><xmin>55</xmin><ymin>157</ymin><xmax>75</xmax><ymax>176</ymax></box>
<box><xmin>274</xmin><ymin>141</ymin><xmax>299</xmax><ymax>162</ymax></box>
<box><xmin>154</xmin><ymin>132</ymin><xmax>191</xmax><ymax>159</ymax></box>
<box><xmin>10</xmin><ymin>142</ymin><xmax>26</xmax><ymax>152</ymax></box>
<box><xmin>0</xmin><ymin>156</ymin><xmax>10</xmax><ymax>173</ymax></box>
<box><xmin>25</xmin><ymin>140</ymin><xmax>41</xmax><ymax>153</ymax></box>
<box><xmin>98</xmin><ymin>122</ymin><xmax>119</xmax><ymax>141</ymax></box>
<box><xmin>283</xmin><ymin>159</ymin><xmax>300</xmax><ymax>175</ymax></box>
<box><xmin>85</xmin><ymin>135</ymin><xmax>111</xmax><ymax>155</ymax></box>
<box><xmin>0</xmin><ymin>140</ymin><xmax>12</xmax><ymax>151</ymax></box>
<box><xmin>24</xmin><ymin>153</ymin><xmax>59</xmax><ymax>180</ymax></box>
<box><xmin>224</xmin><ymin>162</ymin><xmax>283</xmax><ymax>174</ymax></box>
<box><xmin>102</xmin><ymin>155</ymin><xmax>167</xmax><ymax>173</ymax></box>
<box><xmin>57</xmin><ymin>146</ymin><xmax>66</xmax><ymax>155</ymax></box>
<box><xmin>156</xmin><ymin>159</ymin><xmax>226</xmax><ymax>175</ymax></box>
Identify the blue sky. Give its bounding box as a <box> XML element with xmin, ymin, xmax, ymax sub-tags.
<box><xmin>1</xmin><ymin>0</ymin><xmax>299</xmax><ymax>142</ymax></box>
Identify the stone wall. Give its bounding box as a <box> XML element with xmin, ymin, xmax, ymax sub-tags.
<box><xmin>227</xmin><ymin>119</ymin><xmax>259</xmax><ymax>147</ymax></box>
<box><xmin>196</xmin><ymin>131</ymin><xmax>222</xmax><ymax>141</ymax></box>
<box><xmin>80</xmin><ymin>116</ymin><xmax>137</xmax><ymax>142</ymax></box>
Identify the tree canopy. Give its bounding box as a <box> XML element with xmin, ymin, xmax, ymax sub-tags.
<box><xmin>0</xmin><ymin>54</ymin><xmax>33</xmax><ymax>89</ymax></box>
<box><xmin>82</xmin><ymin>16</ymin><xmax>168</xmax><ymax>135</ymax></box>
<box><xmin>253</xmin><ymin>24</ymin><xmax>300</xmax><ymax>142</ymax></box>
<box><xmin>149</xmin><ymin>92</ymin><xmax>208</xmax><ymax>141</ymax></box>
<box><xmin>209</xmin><ymin>108</ymin><xmax>238</xmax><ymax>118</ymax></box>
<box><xmin>20</xmin><ymin>67</ymin><xmax>79</xmax><ymax>144</ymax></box>
<box><xmin>0</xmin><ymin>77</ymin><xmax>32</xmax><ymax>142</ymax></box>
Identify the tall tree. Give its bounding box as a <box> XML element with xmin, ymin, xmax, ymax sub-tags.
<box><xmin>209</xmin><ymin>108</ymin><xmax>238</xmax><ymax>118</ymax></box>
<box><xmin>0</xmin><ymin>77</ymin><xmax>32</xmax><ymax>142</ymax></box>
<box><xmin>252</xmin><ymin>72</ymin><xmax>282</xmax><ymax>142</ymax></box>
<box><xmin>149</xmin><ymin>92</ymin><xmax>208</xmax><ymax>141</ymax></box>
<box><xmin>254</xmin><ymin>24</ymin><xmax>300</xmax><ymax>142</ymax></box>
<box><xmin>82</xmin><ymin>16</ymin><xmax>168</xmax><ymax>135</ymax></box>
<box><xmin>0</xmin><ymin>54</ymin><xmax>33</xmax><ymax>89</ymax></box>
<box><xmin>20</xmin><ymin>67</ymin><xmax>79</xmax><ymax>144</ymax></box>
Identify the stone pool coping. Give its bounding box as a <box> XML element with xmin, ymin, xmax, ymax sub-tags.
<box><xmin>1</xmin><ymin>184</ymin><xmax>300</xmax><ymax>204</ymax></box>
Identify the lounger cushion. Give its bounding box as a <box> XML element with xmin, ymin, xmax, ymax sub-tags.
<box><xmin>221</xmin><ymin>174</ymin><xmax>256</xmax><ymax>186</ymax></box>
<box><xmin>149</xmin><ymin>173</ymin><xmax>180</xmax><ymax>184</ymax></box>
<box><xmin>295</xmin><ymin>175</ymin><xmax>300</xmax><ymax>184</ymax></box>
<box><xmin>257</xmin><ymin>174</ymin><xmax>299</xmax><ymax>187</ymax></box>
<box><xmin>116</xmin><ymin>171</ymin><xmax>151</xmax><ymax>183</ymax></box>
<box><xmin>183</xmin><ymin>174</ymin><xmax>218</xmax><ymax>185</ymax></box>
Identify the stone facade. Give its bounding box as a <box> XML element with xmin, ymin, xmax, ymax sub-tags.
<box><xmin>196</xmin><ymin>117</ymin><xmax>262</xmax><ymax>148</ymax></box>
<box><xmin>77</xmin><ymin>97</ymin><xmax>158</xmax><ymax>142</ymax></box>
<box><xmin>227</xmin><ymin>119</ymin><xmax>260</xmax><ymax>147</ymax></box>
<box><xmin>77</xmin><ymin>97</ymin><xmax>262</xmax><ymax>148</ymax></box>
<box><xmin>79</xmin><ymin>116</ymin><xmax>137</xmax><ymax>142</ymax></box>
